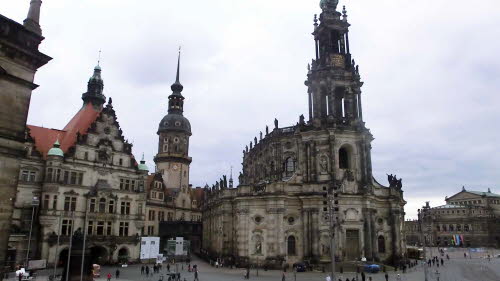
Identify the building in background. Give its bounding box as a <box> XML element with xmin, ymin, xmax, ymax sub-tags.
<box><xmin>202</xmin><ymin>0</ymin><xmax>406</xmax><ymax>268</ymax></box>
<box><xmin>405</xmin><ymin>187</ymin><xmax>500</xmax><ymax>248</ymax></box>
<box><xmin>144</xmin><ymin>53</ymin><xmax>203</xmax><ymax>255</ymax></box>
<box><xmin>0</xmin><ymin>0</ymin><xmax>51</xmax><ymax>272</ymax></box>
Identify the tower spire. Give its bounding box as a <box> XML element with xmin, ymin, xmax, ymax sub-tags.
<box><xmin>23</xmin><ymin>0</ymin><xmax>43</xmax><ymax>35</ymax></box>
<box><xmin>175</xmin><ymin>47</ymin><xmax>181</xmax><ymax>84</ymax></box>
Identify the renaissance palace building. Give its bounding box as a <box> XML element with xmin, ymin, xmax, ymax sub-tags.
<box><xmin>202</xmin><ymin>0</ymin><xmax>406</xmax><ymax>268</ymax></box>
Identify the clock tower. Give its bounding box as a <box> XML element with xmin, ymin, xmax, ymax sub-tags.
<box><xmin>154</xmin><ymin>52</ymin><xmax>192</xmax><ymax>189</ymax></box>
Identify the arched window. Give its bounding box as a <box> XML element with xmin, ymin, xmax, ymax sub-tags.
<box><xmin>287</xmin><ymin>236</ymin><xmax>296</xmax><ymax>256</ymax></box>
<box><xmin>378</xmin><ymin>236</ymin><xmax>386</xmax><ymax>253</ymax></box>
<box><xmin>339</xmin><ymin>147</ymin><xmax>349</xmax><ymax>169</ymax></box>
<box><xmin>285</xmin><ymin>158</ymin><xmax>295</xmax><ymax>177</ymax></box>
<box><xmin>99</xmin><ymin>198</ymin><xmax>106</xmax><ymax>213</ymax></box>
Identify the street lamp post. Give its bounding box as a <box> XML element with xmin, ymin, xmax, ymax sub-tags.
<box><xmin>418</xmin><ymin>202</ymin><xmax>431</xmax><ymax>281</ymax></box>
<box><xmin>328</xmin><ymin>183</ymin><xmax>340</xmax><ymax>281</ymax></box>
<box><xmin>25</xmin><ymin>196</ymin><xmax>40</xmax><ymax>269</ymax></box>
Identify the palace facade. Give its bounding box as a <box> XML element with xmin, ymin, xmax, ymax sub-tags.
<box><xmin>405</xmin><ymin>187</ymin><xmax>500</xmax><ymax>248</ymax></box>
<box><xmin>202</xmin><ymin>0</ymin><xmax>406</xmax><ymax>268</ymax></box>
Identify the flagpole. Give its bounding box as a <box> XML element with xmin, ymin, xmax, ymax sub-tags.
<box><xmin>53</xmin><ymin>212</ymin><xmax>63</xmax><ymax>278</ymax></box>
<box><xmin>80</xmin><ymin>198</ymin><xmax>89</xmax><ymax>281</ymax></box>
<box><xmin>65</xmin><ymin>211</ymin><xmax>75</xmax><ymax>281</ymax></box>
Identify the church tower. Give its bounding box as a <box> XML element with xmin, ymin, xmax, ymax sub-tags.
<box><xmin>306</xmin><ymin>0</ymin><xmax>363</xmax><ymax>127</ymax></box>
<box><xmin>154</xmin><ymin>52</ymin><xmax>192</xmax><ymax>189</ymax></box>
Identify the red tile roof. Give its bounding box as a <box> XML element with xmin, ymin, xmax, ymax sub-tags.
<box><xmin>28</xmin><ymin>103</ymin><xmax>101</xmax><ymax>158</ymax></box>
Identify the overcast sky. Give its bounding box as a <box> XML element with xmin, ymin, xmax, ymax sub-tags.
<box><xmin>3</xmin><ymin>0</ymin><xmax>500</xmax><ymax>218</ymax></box>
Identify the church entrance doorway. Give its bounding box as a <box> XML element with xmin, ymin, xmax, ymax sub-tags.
<box><xmin>345</xmin><ymin>229</ymin><xmax>360</xmax><ymax>260</ymax></box>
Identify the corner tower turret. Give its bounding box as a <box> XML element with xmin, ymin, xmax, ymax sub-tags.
<box><xmin>154</xmin><ymin>50</ymin><xmax>192</xmax><ymax>190</ymax></box>
<box><xmin>306</xmin><ymin>1</ymin><xmax>364</xmax><ymax>127</ymax></box>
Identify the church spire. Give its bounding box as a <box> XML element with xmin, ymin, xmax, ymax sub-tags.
<box><xmin>171</xmin><ymin>47</ymin><xmax>184</xmax><ymax>94</ymax></box>
<box><xmin>168</xmin><ymin>48</ymin><xmax>185</xmax><ymax>114</ymax></box>
<box><xmin>23</xmin><ymin>0</ymin><xmax>43</xmax><ymax>35</ymax></box>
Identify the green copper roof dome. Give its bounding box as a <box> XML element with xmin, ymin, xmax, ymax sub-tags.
<box><xmin>47</xmin><ymin>139</ymin><xmax>64</xmax><ymax>157</ymax></box>
<box><xmin>138</xmin><ymin>154</ymin><xmax>149</xmax><ymax>171</ymax></box>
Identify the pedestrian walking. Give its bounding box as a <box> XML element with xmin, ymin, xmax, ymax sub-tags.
<box><xmin>368</xmin><ymin>277</ymin><xmax>372</xmax><ymax>281</ymax></box>
<box><xmin>167</xmin><ymin>264</ymin><xmax>171</xmax><ymax>272</ymax></box>
<box><xmin>385</xmin><ymin>272</ymin><xmax>389</xmax><ymax>281</ymax></box>
<box><xmin>326</xmin><ymin>275</ymin><xmax>332</xmax><ymax>281</ymax></box>
<box><xmin>345</xmin><ymin>278</ymin><xmax>350</xmax><ymax>281</ymax></box>
<box><xmin>146</xmin><ymin>266</ymin><xmax>150</xmax><ymax>276</ymax></box>
<box><xmin>194</xmin><ymin>269</ymin><xmax>199</xmax><ymax>281</ymax></box>
<box><xmin>141</xmin><ymin>265</ymin><xmax>145</xmax><ymax>275</ymax></box>
<box><xmin>282</xmin><ymin>271</ymin><xmax>286</xmax><ymax>281</ymax></box>
<box><xmin>116</xmin><ymin>269</ymin><xmax>120</xmax><ymax>279</ymax></box>
<box><xmin>361</xmin><ymin>271</ymin><xmax>366</xmax><ymax>281</ymax></box>
<box><xmin>464</xmin><ymin>252</ymin><xmax>467</xmax><ymax>258</ymax></box>
<box><xmin>440</xmin><ymin>258</ymin><xmax>444</xmax><ymax>266</ymax></box>
<box><xmin>107</xmin><ymin>273</ymin><xmax>112</xmax><ymax>281</ymax></box>
<box><xmin>396</xmin><ymin>274</ymin><xmax>401</xmax><ymax>281</ymax></box>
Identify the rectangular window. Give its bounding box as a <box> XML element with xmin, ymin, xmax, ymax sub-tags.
<box><xmin>138</xmin><ymin>203</ymin><xmax>143</xmax><ymax>215</ymax></box>
<box><xmin>56</xmin><ymin>169</ymin><xmax>61</xmax><ymax>182</ymax></box>
<box><xmin>125</xmin><ymin>179</ymin><xmax>130</xmax><ymax>191</ymax></box>
<box><xmin>149</xmin><ymin>210</ymin><xmax>155</xmax><ymax>221</ymax></box>
<box><xmin>148</xmin><ymin>225</ymin><xmax>154</xmax><ymax>236</ymax></box>
<box><xmin>77</xmin><ymin>172</ymin><xmax>83</xmax><ymax>185</ymax></box>
<box><xmin>119</xmin><ymin>222</ymin><xmax>129</xmax><ymax>236</ymax></box>
<box><xmin>159</xmin><ymin>211</ymin><xmax>164</xmax><ymax>222</ymax></box>
<box><xmin>89</xmin><ymin>199</ymin><xmax>96</xmax><ymax>212</ymax></box>
<box><xmin>108</xmin><ymin>200</ymin><xmax>114</xmax><ymax>213</ymax></box>
<box><xmin>138</xmin><ymin>181</ymin><xmax>144</xmax><ymax>191</ymax></box>
<box><xmin>65</xmin><ymin>196</ymin><xmax>77</xmax><ymax>211</ymax></box>
<box><xmin>61</xmin><ymin>219</ymin><xmax>73</xmax><ymax>235</ymax></box>
<box><xmin>52</xmin><ymin>195</ymin><xmax>58</xmax><ymax>210</ymax></box>
<box><xmin>107</xmin><ymin>222</ymin><xmax>112</xmax><ymax>235</ymax></box>
<box><xmin>43</xmin><ymin>195</ymin><xmax>50</xmax><ymax>209</ymax></box>
<box><xmin>87</xmin><ymin>221</ymin><xmax>94</xmax><ymax>235</ymax></box>
<box><xmin>151</xmin><ymin>191</ymin><xmax>156</xmax><ymax>199</ymax></box>
<box><xmin>97</xmin><ymin>221</ymin><xmax>105</xmax><ymax>236</ymax></box>
<box><xmin>21</xmin><ymin>170</ymin><xmax>29</xmax><ymax>182</ymax></box>
<box><xmin>63</xmin><ymin>171</ymin><xmax>69</xmax><ymax>184</ymax></box>
<box><xmin>121</xmin><ymin>202</ymin><xmax>130</xmax><ymax>215</ymax></box>
<box><xmin>84</xmin><ymin>152</ymin><xmax>89</xmax><ymax>160</ymax></box>
<box><xmin>70</xmin><ymin>172</ymin><xmax>77</xmax><ymax>185</ymax></box>
<box><xmin>45</xmin><ymin>169</ymin><xmax>52</xmax><ymax>182</ymax></box>
<box><xmin>131</xmin><ymin>180</ymin><xmax>136</xmax><ymax>191</ymax></box>
<box><xmin>29</xmin><ymin>171</ymin><xmax>36</xmax><ymax>182</ymax></box>
<box><xmin>120</xmin><ymin>179</ymin><xmax>124</xmax><ymax>190</ymax></box>
<box><xmin>158</xmin><ymin>192</ymin><xmax>164</xmax><ymax>200</ymax></box>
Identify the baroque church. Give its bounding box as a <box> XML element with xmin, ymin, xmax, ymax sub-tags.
<box><xmin>202</xmin><ymin>0</ymin><xmax>406</xmax><ymax>267</ymax></box>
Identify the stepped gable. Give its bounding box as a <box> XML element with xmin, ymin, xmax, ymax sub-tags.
<box><xmin>28</xmin><ymin>102</ymin><xmax>101</xmax><ymax>158</ymax></box>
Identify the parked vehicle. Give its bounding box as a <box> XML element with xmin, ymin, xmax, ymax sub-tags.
<box><xmin>293</xmin><ymin>262</ymin><xmax>307</xmax><ymax>272</ymax></box>
<box><xmin>363</xmin><ymin>264</ymin><xmax>380</xmax><ymax>273</ymax></box>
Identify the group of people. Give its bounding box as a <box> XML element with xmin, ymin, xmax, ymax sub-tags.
<box><xmin>427</xmin><ymin>256</ymin><xmax>445</xmax><ymax>268</ymax></box>
<box><xmin>326</xmin><ymin>272</ymin><xmax>402</xmax><ymax>281</ymax></box>
<box><xmin>105</xmin><ymin>269</ymin><xmax>120</xmax><ymax>281</ymax></box>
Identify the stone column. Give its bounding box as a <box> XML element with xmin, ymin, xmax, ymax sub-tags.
<box><xmin>312</xmin><ymin>209</ymin><xmax>320</xmax><ymax>258</ymax></box>
<box><xmin>302</xmin><ymin>209</ymin><xmax>309</xmax><ymax>258</ymax></box>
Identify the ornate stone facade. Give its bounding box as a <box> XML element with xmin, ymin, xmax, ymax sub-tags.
<box><xmin>7</xmin><ymin>66</ymin><xmax>148</xmax><ymax>268</ymax></box>
<box><xmin>405</xmin><ymin>188</ymin><xmax>500</xmax><ymax>248</ymax></box>
<box><xmin>0</xmin><ymin>0</ymin><xmax>51</xmax><ymax>271</ymax></box>
<box><xmin>202</xmin><ymin>1</ymin><xmax>406</xmax><ymax>267</ymax></box>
